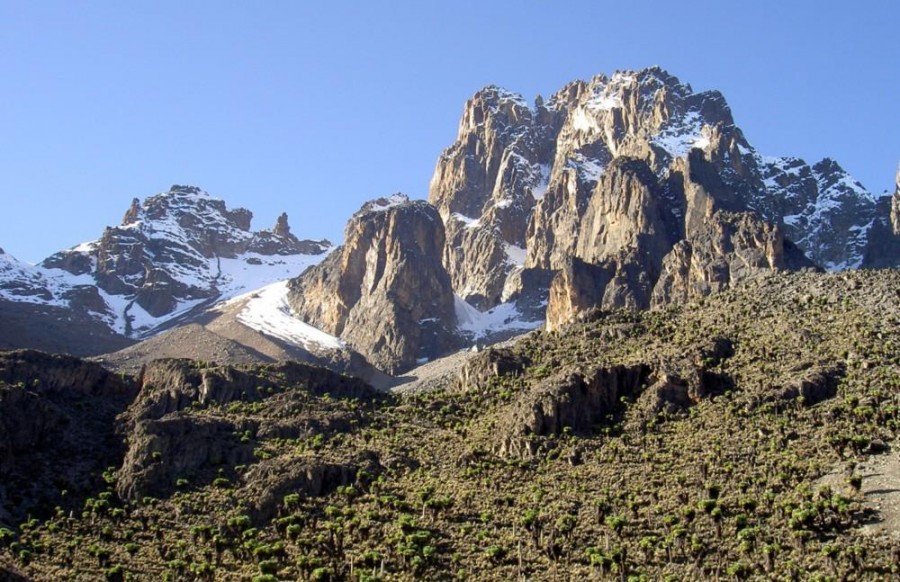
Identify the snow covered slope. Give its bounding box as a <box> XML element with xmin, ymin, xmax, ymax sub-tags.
<box><xmin>226</xmin><ymin>280</ymin><xmax>346</xmax><ymax>351</ymax></box>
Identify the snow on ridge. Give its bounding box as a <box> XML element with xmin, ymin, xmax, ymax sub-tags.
<box><xmin>451</xmin><ymin>213</ymin><xmax>481</xmax><ymax>229</ymax></box>
<box><xmin>454</xmin><ymin>295</ymin><xmax>542</xmax><ymax>340</ymax></box>
<box><xmin>584</xmin><ymin>77</ymin><xmax>623</xmax><ymax>112</ymax></box>
<box><xmin>492</xmin><ymin>87</ymin><xmax>529</xmax><ymax>109</ymax></box>
<box><xmin>364</xmin><ymin>193</ymin><xmax>409</xmax><ymax>213</ymax></box>
<box><xmin>235</xmin><ymin>280</ymin><xmax>346</xmax><ymax>351</ymax></box>
<box><xmin>652</xmin><ymin>111</ymin><xmax>709</xmax><ymax>158</ymax></box>
<box><xmin>819</xmin><ymin>172</ymin><xmax>875</xmax><ymax>203</ymax></box>
<box><xmin>587</xmin><ymin>94</ymin><xmax>622</xmax><ymax>111</ymax></box>
<box><xmin>611</xmin><ymin>72</ymin><xmax>636</xmax><ymax>85</ymax></box>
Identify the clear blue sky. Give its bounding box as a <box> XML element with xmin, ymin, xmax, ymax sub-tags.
<box><xmin>1</xmin><ymin>1</ymin><xmax>897</xmax><ymax>263</ymax></box>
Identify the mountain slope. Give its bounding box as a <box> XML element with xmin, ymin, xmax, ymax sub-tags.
<box><xmin>2</xmin><ymin>269</ymin><xmax>899</xmax><ymax>580</ymax></box>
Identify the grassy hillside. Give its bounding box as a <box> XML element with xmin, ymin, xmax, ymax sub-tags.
<box><xmin>2</xmin><ymin>270</ymin><xmax>899</xmax><ymax>581</ymax></box>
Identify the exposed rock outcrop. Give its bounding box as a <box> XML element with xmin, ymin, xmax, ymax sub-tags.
<box><xmin>494</xmin><ymin>365</ymin><xmax>650</xmax><ymax>458</ymax></box>
<box><xmin>115</xmin><ymin>358</ymin><xmax>381</xmax><ymax>501</ymax></box>
<box><xmin>288</xmin><ymin>195</ymin><xmax>460</xmax><ymax>373</ymax></box>
<box><xmin>242</xmin><ymin>451</ymin><xmax>382</xmax><ymax>522</ymax></box>
<box><xmin>454</xmin><ymin>347</ymin><xmax>531</xmax><ymax>394</ymax></box>
<box><xmin>545</xmin><ymin>258</ymin><xmax>613</xmax><ymax>332</ymax></box>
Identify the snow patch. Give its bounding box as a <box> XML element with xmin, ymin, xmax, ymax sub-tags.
<box><xmin>530</xmin><ymin>164</ymin><xmax>551</xmax><ymax>200</ymax></box>
<box><xmin>569</xmin><ymin>154</ymin><xmax>605</xmax><ymax>182</ymax></box>
<box><xmin>572</xmin><ymin>108</ymin><xmax>599</xmax><ymax>133</ymax></box>
<box><xmin>588</xmin><ymin>94</ymin><xmax>621</xmax><ymax>111</ymax></box>
<box><xmin>652</xmin><ymin>111</ymin><xmax>709</xmax><ymax>158</ymax></box>
<box><xmin>504</xmin><ymin>244</ymin><xmax>526</xmax><ymax>267</ymax></box>
<box><xmin>365</xmin><ymin>193</ymin><xmax>408</xmax><ymax>213</ymax></box>
<box><xmin>493</xmin><ymin>87</ymin><xmax>528</xmax><ymax>109</ymax></box>
<box><xmin>235</xmin><ymin>280</ymin><xmax>346</xmax><ymax>351</ymax></box>
<box><xmin>454</xmin><ymin>296</ymin><xmax>542</xmax><ymax>340</ymax></box>
<box><xmin>451</xmin><ymin>213</ymin><xmax>481</xmax><ymax>229</ymax></box>
<box><xmin>215</xmin><ymin>251</ymin><xmax>327</xmax><ymax>302</ymax></box>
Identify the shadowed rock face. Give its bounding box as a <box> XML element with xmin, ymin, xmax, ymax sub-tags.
<box><xmin>0</xmin><ymin>350</ymin><xmax>136</xmax><ymax>525</ymax></box>
<box><xmin>115</xmin><ymin>358</ymin><xmax>382</xmax><ymax>502</ymax></box>
<box><xmin>287</xmin><ymin>195</ymin><xmax>460</xmax><ymax>374</ymax></box>
<box><xmin>862</xmin><ymin>168</ymin><xmax>900</xmax><ymax>269</ymax></box>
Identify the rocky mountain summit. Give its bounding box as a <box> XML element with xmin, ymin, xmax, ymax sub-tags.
<box><xmin>0</xmin><ymin>186</ymin><xmax>330</xmax><ymax>353</ymax></box>
<box><xmin>427</xmin><ymin>67</ymin><xmax>885</xmax><ymax>329</ymax></box>
<box><xmin>42</xmin><ymin>185</ymin><xmax>330</xmax><ymax>332</ymax></box>
<box><xmin>432</xmin><ymin>68</ymin><xmax>882</xmax><ymax>289</ymax></box>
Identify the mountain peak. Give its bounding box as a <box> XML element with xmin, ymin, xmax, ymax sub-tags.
<box><xmin>474</xmin><ymin>85</ymin><xmax>529</xmax><ymax>108</ymax></box>
<box><xmin>168</xmin><ymin>184</ymin><xmax>206</xmax><ymax>196</ymax></box>
<box><xmin>358</xmin><ymin>193</ymin><xmax>412</xmax><ymax>215</ymax></box>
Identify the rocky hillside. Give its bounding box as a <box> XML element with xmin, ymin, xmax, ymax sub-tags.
<box><xmin>1</xmin><ymin>269</ymin><xmax>899</xmax><ymax>580</ymax></box>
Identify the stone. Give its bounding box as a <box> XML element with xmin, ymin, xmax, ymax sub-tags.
<box><xmin>289</xmin><ymin>195</ymin><xmax>460</xmax><ymax>374</ymax></box>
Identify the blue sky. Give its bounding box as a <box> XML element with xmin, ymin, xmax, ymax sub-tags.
<box><xmin>1</xmin><ymin>1</ymin><xmax>897</xmax><ymax>262</ymax></box>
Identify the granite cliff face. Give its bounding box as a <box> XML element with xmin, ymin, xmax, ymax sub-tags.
<box><xmin>428</xmin><ymin>87</ymin><xmax>557</xmax><ymax>309</ymax></box>
<box><xmin>288</xmin><ymin>195</ymin><xmax>459</xmax><ymax>374</ymax></box>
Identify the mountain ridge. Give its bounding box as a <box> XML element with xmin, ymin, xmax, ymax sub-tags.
<box><xmin>0</xmin><ymin>67</ymin><xmax>897</xmax><ymax>375</ymax></box>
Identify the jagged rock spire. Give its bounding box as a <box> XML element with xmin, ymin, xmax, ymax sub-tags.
<box><xmin>274</xmin><ymin>212</ymin><xmax>291</xmax><ymax>237</ymax></box>
<box><xmin>122</xmin><ymin>198</ymin><xmax>141</xmax><ymax>225</ymax></box>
